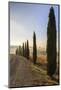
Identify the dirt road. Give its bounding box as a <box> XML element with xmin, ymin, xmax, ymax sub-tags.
<box><xmin>9</xmin><ymin>54</ymin><xmax>59</xmax><ymax>88</ymax></box>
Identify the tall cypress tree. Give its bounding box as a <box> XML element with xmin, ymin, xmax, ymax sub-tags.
<box><xmin>24</xmin><ymin>42</ymin><xmax>27</xmax><ymax>57</ymax></box>
<box><xmin>33</xmin><ymin>32</ymin><xmax>37</xmax><ymax>64</ymax></box>
<box><xmin>18</xmin><ymin>46</ymin><xmax>22</xmax><ymax>55</ymax></box>
<box><xmin>47</xmin><ymin>7</ymin><xmax>56</xmax><ymax>77</ymax></box>
<box><xmin>26</xmin><ymin>40</ymin><xmax>29</xmax><ymax>59</ymax></box>
<box><xmin>22</xmin><ymin>43</ymin><xmax>24</xmax><ymax>56</ymax></box>
<box><xmin>16</xmin><ymin>48</ymin><xmax>18</xmax><ymax>55</ymax></box>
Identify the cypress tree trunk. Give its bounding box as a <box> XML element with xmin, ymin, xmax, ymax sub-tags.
<box><xmin>47</xmin><ymin>7</ymin><xmax>56</xmax><ymax>77</ymax></box>
<box><xmin>33</xmin><ymin>32</ymin><xmax>37</xmax><ymax>64</ymax></box>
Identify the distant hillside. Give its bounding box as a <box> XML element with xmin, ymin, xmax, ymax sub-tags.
<box><xmin>10</xmin><ymin>45</ymin><xmax>47</xmax><ymax>56</ymax></box>
<box><xmin>10</xmin><ymin>46</ymin><xmax>18</xmax><ymax>54</ymax></box>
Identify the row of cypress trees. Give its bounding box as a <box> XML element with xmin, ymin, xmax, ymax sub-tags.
<box><xmin>22</xmin><ymin>40</ymin><xmax>29</xmax><ymax>59</ymax></box>
<box><xmin>16</xmin><ymin>7</ymin><xmax>57</xmax><ymax>78</ymax></box>
<box><xmin>15</xmin><ymin>40</ymin><xmax>30</xmax><ymax>60</ymax></box>
<box><xmin>22</xmin><ymin>32</ymin><xmax>37</xmax><ymax>64</ymax></box>
<box><xmin>16</xmin><ymin>46</ymin><xmax>22</xmax><ymax>55</ymax></box>
<box><xmin>15</xmin><ymin>32</ymin><xmax>37</xmax><ymax>64</ymax></box>
<box><xmin>33</xmin><ymin>7</ymin><xmax>57</xmax><ymax>78</ymax></box>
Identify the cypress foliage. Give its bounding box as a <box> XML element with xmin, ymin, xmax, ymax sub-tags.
<box><xmin>16</xmin><ymin>48</ymin><xmax>18</xmax><ymax>55</ymax></box>
<box><xmin>26</xmin><ymin>40</ymin><xmax>29</xmax><ymax>59</ymax></box>
<box><xmin>24</xmin><ymin>42</ymin><xmax>27</xmax><ymax>57</ymax></box>
<box><xmin>33</xmin><ymin>32</ymin><xmax>37</xmax><ymax>64</ymax></box>
<box><xmin>22</xmin><ymin>43</ymin><xmax>25</xmax><ymax>56</ymax></box>
<box><xmin>47</xmin><ymin>7</ymin><xmax>56</xmax><ymax>77</ymax></box>
<box><xmin>18</xmin><ymin>46</ymin><xmax>22</xmax><ymax>55</ymax></box>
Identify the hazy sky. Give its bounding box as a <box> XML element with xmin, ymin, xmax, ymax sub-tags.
<box><xmin>10</xmin><ymin>2</ymin><xmax>59</xmax><ymax>50</ymax></box>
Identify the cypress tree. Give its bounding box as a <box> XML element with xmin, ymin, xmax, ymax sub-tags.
<box><xmin>24</xmin><ymin>42</ymin><xmax>27</xmax><ymax>57</ymax></box>
<box><xmin>47</xmin><ymin>7</ymin><xmax>56</xmax><ymax>77</ymax></box>
<box><xmin>26</xmin><ymin>40</ymin><xmax>29</xmax><ymax>59</ymax></box>
<box><xmin>18</xmin><ymin>46</ymin><xmax>22</xmax><ymax>55</ymax></box>
<box><xmin>16</xmin><ymin>48</ymin><xmax>18</xmax><ymax>55</ymax></box>
<box><xmin>33</xmin><ymin>32</ymin><xmax>37</xmax><ymax>64</ymax></box>
<box><xmin>22</xmin><ymin>43</ymin><xmax>24</xmax><ymax>56</ymax></box>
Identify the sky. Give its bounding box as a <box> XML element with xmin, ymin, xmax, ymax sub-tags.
<box><xmin>10</xmin><ymin>2</ymin><xmax>59</xmax><ymax>51</ymax></box>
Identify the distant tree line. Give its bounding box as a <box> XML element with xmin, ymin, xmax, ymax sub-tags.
<box><xmin>15</xmin><ymin>7</ymin><xmax>57</xmax><ymax>78</ymax></box>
